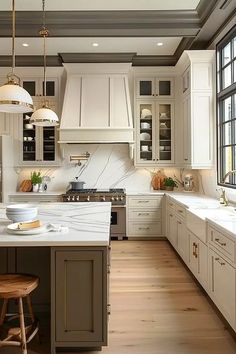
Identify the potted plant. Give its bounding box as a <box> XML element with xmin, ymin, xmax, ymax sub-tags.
<box><xmin>31</xmin><ymin>171</ymin><xmax>43</xmax><ymax>192</ymax></box>
<box><xmin>164</xmin><ymin>177</ymin><xmax>178</xmax><ymax>191</ymax></box>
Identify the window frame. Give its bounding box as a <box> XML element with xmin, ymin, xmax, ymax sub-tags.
<box><xmin>217</xmin><ymin>25</ymin><xmax>236</xmax><ymax>188</ymax></box>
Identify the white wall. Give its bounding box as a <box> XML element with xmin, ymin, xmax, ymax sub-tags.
<box><xmin>17</xmin><ymin>144</ymin><xmax>201</xmax><ymax>193</ymax></box>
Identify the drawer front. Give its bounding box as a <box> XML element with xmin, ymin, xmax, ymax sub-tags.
<box><xmin>175</xmin><ymin>204</ymin><xmax>186</xmax><ymax>218</ymax></box>
<box><xmin>128</xmin><ymin>222</ymin><xmax>162</xmax><ymax>236</ymax></box>
<box><xmin>167</xmin><ymin>199</ymin><xmax>175</xmax><ymax>210</ymax></box>
<box><xmin>129</xmin><ymin>209</ymin><xmax>161</xmax><ymax>221</ymax></box>
<box><xmin>209</xmin><ymin>226</ymin><xmax>235</xmax><ymax>262</ymax></box>
<box><xmin>128</xmin><ymin>197</ymin><xmax>162</xmax><ymax>208</ymax></box>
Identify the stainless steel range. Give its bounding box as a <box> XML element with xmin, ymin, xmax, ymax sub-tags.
<box><xmin>62</xmin><ymin>188</ymin><xmax>126</xmax><ymax>238</ymax></box>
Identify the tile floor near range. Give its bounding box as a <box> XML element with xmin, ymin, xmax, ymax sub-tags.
<box><xmin>2</xmin><ymin>240</ymin><xmax>236</xmax><ymax>354</ymax></box>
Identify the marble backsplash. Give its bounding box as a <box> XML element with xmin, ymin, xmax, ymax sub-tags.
<box><xmin>16</xmin><ymin>144</ymin><xmax>201</xmax><ymax>193</ymax></box>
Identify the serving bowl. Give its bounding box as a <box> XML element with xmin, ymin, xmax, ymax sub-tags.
<box><xmin>6</xmin><ymin>204</ymin><xmax>38</xmax><ymax>223</ymax></box>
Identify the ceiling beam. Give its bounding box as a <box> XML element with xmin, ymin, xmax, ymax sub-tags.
<box><xmin>0</xmin><ymin>10</ymin><xmax>200</xmax><ymax>37</ymax></box>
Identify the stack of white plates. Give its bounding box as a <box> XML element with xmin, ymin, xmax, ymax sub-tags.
<box><xmin>6</xmin><ymin>204</ymin><xmax>38</xmax><ymax>223</ymax></box>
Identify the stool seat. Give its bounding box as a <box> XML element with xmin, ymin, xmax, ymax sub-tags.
<box><xmin>0</xmin><ymin>274</ymin><xmax>39</xmax><ymax>299</ymax></box>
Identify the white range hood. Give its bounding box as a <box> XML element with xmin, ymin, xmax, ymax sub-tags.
<box><xmin>58</xmin><ymin>63</ymin><xmax>134</xmax><ymax>144</ymax></box>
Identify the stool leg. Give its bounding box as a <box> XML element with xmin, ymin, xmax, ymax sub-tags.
<box><xmin>26</xmin><ymin>294</ymin><xmax>41</xmax><ymax>344</ymax></box>
<box><xmin>0</xmin><ymin>299</ymin><xmax>8</xmax><ymax>326</ymax></box>
<box><xmin>18</xmin><ymin>297</ymin><xmax>27</xmax><ymax>354</ymax></box>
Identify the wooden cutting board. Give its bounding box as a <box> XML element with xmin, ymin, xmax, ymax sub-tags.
<box><xmin>19</xmin><ymin>180</ymin><xmax>32</xmax><ymax>192</ymax></box>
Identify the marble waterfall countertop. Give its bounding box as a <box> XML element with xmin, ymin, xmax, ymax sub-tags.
<box><xmin>0</xmin><ymin>203</ymin><xmax>111</xmax><ymax>247</ymax></box>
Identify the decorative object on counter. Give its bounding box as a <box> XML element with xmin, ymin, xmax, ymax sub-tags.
<box><xmin>7</xmin><ymin>221</ymin><xmax>69</xmax><ymax>235</ymax></box>
<box><xmin>42</xmin><ymin>175</ymin><xmax>51</xmax><ymax>191</ymax></box>
<box><xmin>69</xmin><ymin>177</ymin><xmax>86</xmax><ymax>190</ymax></box>
<box><xmin>0</xmin><ymin>0</ymin><xmax>33</xmax><ymax>114</ymax></box>
<box><xmin>6</xmin><ymin>204</ymin><xmax>38</xmax><ymax>222</ymax></box>
<box><xmin>30</xmin><ymin>0</ymin><xmax>59</xmax><ymax>127</ymax></box>
<box><xmin>19</xmin><ymin>179</ymin><xmax>32</xmax><ymax>192</ymax></box>
<box><xmin>183</xmin><ymin>174</ymin><xmax>194</xmax><ymax>192</ymax></box>
<box><xmin>151</xmin><ymin>170</ymin><xmax>166</xmax><ymax>190</ymax></box>
<box><xmin>164</xmin><ymin>177</ymin><xmax>178</xmax><ymax>191</ymax></box>
<box><xmin>69</xmin><ymin>152</ymin><xmax>90</xmax><ymax>166</ymax></box>
<box><xmin>31</xmin><ymin>171</ymin><xmax>43</xmax><ymax>192</ymax></box>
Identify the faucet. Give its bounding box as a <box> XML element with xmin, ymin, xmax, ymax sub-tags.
<box><xmin>219</xmin><ymin>170</ymin><xmax>236</xmax><ymax>206</ymax></box>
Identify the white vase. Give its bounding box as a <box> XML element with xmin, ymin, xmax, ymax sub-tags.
<box><xmin>32</xmin><ymin>184</ymin><xmax>39</xmax><ymax>192</ymax></box>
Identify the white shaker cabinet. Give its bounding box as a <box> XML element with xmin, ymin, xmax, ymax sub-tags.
<box><xmin>127</xmin><ymin>195</ymin><xmax>163</xmax><ymax>238</ymax></box>
<box><xmin>136</xmin><ymin>77</ymin><xmax>174</xmax><ymax>99</ymax></box>
<box><xmin>176</xmin><ymin>51</ymin><xmax>215</xmax><ymax>169</ymax></box>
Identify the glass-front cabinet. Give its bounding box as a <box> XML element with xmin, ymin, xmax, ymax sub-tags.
<box><xmin>136</xmin><ymin>100</ymin><xmax>174</xmax><ymax>166</ymax></box>
<box><xmin>136</xmin><ymin>78</ymin><xmax>174</xmax><ymax>99</ymax></box>
<box><xmin>21</xmin><ymin>99</ymin><xmax>59</xmax><ymax>166</ymax></box>
<box><xmin>22</xmin><ymin>78</ymin><xmax>58</xmax><ymax>98</ymax></box>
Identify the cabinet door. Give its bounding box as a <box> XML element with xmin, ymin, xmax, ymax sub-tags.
<box><xmin>156</xmin><ymin>78</ymin><xmax>174</xmax><ymax>98</ymax></box>
<box><xmin>176</xmin><ymin>218</ymin><xmax>187</xmax><ymax>262</ymax></box>
<box><xmin>168</xmin><ymin>212</ymin><xmax>177</xmax><ymax>247</ymax></box>
<box><xmin>136</xmin><ymin>101</ymin><xmax>156</xmax><ymax>164</ymax></box>
<box><xmin>156</xmin><ymin>101</ymin><xmax>174</xmax><ymax>163</ymax></box>
<box><xmin>209</xmin><ymin>248</ymin><xmax>236</xmax><ymax>328</ymax></box>
<box><xmin>136</xmin><ymin>78</ymin><xmax>155</xmax><ymax>98</ymax></box>
<box><xmin>182</xmin><ymin>95</ymin><xmax>191</xmax><ymax>164</ymax></box>
<box><xmin>189</xmin><ymin>232</ymin><xmax>208</xmax><ymax>289</ymax></box>
<box><xmin>55</xmin><ymin>251</ymin><xmax>104</xmax><ymax>342</ymax></box>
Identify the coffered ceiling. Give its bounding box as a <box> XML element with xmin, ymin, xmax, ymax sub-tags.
<box><xmin>0</xmin><ymin>0</ymin><xmax>235</xmax><ymax>66</ymax></box>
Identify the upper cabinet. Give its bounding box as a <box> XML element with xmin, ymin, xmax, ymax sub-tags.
<box><xmin>22</xmin><ymin>77</ymin><xmax>58</xmax><ymax>99</ymax></box>
<box><xmin>134</xmin><ymin>73</ymin><xmax>175</xmax><ymax>167</ymax></box>
<box><xmin>136</xmin><ymin>78</ymin><xmax>174</xmax><ymax>99</ymax></box>
<box><xmin>175</xmin><ymin>50</ymin><xmax>215</xmax><ymax>169</ymax></box>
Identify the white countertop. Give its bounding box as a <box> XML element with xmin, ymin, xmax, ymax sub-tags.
<box><xmin>0</xmin><ymin>203</ymin><xmax>111</xmax><ymax>247</ymax></box>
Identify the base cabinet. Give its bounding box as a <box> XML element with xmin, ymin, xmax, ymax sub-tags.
<box><xmin>209</xmin><ymin>247</ymin><xmax>236</xmax><ymax>329</ymax></box>
<box><xmin>51</xmin><ymin>247</ymin><xmax>108</xmax><ymax>351</ymax></box>
<box><xmin>127</xmin><ymin>196</ymin><xmax>163</xmax><ymax>238</ymax></box>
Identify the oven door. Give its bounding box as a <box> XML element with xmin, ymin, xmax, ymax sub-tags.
<box><xmin>110</xmin><ymin>206</ymin><xmax>126</xmax><ymax>237</ymax></box>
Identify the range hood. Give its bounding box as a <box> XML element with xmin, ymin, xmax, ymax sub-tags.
<box><xmin>58</xmin><ymin>63</ymin><xmax>134</xmax><ymax>144</ymax></box>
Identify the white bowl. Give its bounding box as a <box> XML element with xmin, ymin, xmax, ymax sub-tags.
<box><xmin>25</xmin><ymin>124</ymin><xmax>34</xmax><ymax>129</ymax></box>
<box><xmin>141</xmin><ymin>109</ymin><xmax>152</xmax><ymax>119</ymax></box>
<box><xmin>141</xmin><ymin>122</ymin><xmax>150</xmax><ymax>129</ymax></box>
<box><xmin>6</xmin><ymin>204</ymin><xmax>38</xmax><ymax>222</ymax></box>
<box><xmin>140</xmin><ymin>132</ymin><xmax>151</xmax><ymax>141</ymax></box>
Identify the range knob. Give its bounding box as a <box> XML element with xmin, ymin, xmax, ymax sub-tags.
<box><xmin>120</xmin><ymin>196</ymin><xmax>124</xmax><ymax>201</ymax></box>
<box><xmin>66</xmin><ymin>196</ymin><xmax>71</xmax><ymax>202</ymax></box>
<box><xmin>71</xmin><ymin>195</ymin><xmax>75</xmax><ymax>202</ymax></box>
<box><xmin>101</xmin><ymin>196</ymin><xmax>106</xmax><ymax>202</ymax></box>
<box><xmin>76</xmin><ymin>196</ymin><xmax>80</xmax><ymax>201</ymax></box>
<box><xmin>115</xmin><ymin>196</ymin><xmax>119</xmax><ymax>201</ymax></box>
<box><xmin>86</xmin><ymin>196</ymin><xmax>90</xmax><ymax>202</ymax></box>
<box><xmin>110</xmin><ymin>197</ymin><xmax>115</xmax><ymax>202</ymax></box>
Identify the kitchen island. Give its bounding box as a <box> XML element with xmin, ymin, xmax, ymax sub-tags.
<box><xmin>0</xmin><ymin>202</ymin><xmax>111</xmax><ymax>354</ymax></box>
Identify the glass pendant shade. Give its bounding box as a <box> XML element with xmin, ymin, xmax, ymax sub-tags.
<box><xmin>30</xmin><ymin>106</ymin><xmax>59</xmax><ymax>126</ymax></box>
<box><xmin>0</xmin><ymin>80</ymin><xmax>34</xmax><ymax>113</ymax></box>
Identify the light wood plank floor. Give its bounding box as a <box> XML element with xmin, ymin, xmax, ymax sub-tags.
<box><xmin>1</xmin><ymin>240</ymin><xmax>236</xmax><ymax>354</ymax></box>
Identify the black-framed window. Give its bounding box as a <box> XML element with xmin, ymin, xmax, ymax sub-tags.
<box><xmin>217</xmin><ymin>26</ymin><xmax>236</xmax><ymax>188</ymax></box>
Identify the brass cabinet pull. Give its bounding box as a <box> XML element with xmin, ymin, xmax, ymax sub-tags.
<box><xmin>192</xmin><ymin>242</ymin><xmax>196</xmax><ymax>257</ymax></box>
<box><xmin>215</xmin><ymin>238</ymin><xmax>226</xmax><ymax>246</ymax></box>
<box><xmin>215</xmin><ymin>257</ymin><xmax>225</xmax><ymax>266</ymax></box>
<box><xmin>138</xmin><ymin>227</ymin><xmax>150</xmax><ymax>230</ymax></box>
<box><xmin>177</xmin><ymin>221</ymin><xmax>182</xmax><ymax>225</ymax></box>
<box><xmin>178</xmin><ymin>209</ymin><xmax>183</xmax><ymax>213</ymax></box>
<box><xmin>195</xmin><ymin>243</ymin><xmax>198</xmax><ymax>258</ymax></box>
<box><xmin>138</xmin><ymin>200</ymin><xmax>149</xmax><ymax>203</ymax></box>
<box><xmin>138</xmin><ymin>212</ymin><xmax>150</xmax><ymax>216</ymax></box>
<box><xmin>170</xmin><ymin>214</ymin><xmax>173</xmax><ymax>217</ymax></box>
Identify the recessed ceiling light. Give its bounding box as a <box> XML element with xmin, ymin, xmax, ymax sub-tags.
<box><xmin>92</xmin><ymin>42</ymin><xmax>99</xmax><ymax>47</ymax></box>
<box><xmin>157</xmin><ymin>42</ymin><xmax>163</xmax><ymax>46</ymax></box>
<box><xmin>22</xmin><ymin>43</ymin><xmax>29</xmax><ymax>47</ymax></box>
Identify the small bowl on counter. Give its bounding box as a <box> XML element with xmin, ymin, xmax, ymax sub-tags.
<box><xmin>6</xmin><ymin>204</ymin><xmax>38</xmax><ymax>223</ymax></box>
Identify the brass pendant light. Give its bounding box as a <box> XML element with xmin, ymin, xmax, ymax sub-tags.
<box><xmin>30</xmin><ymin>0</ymin><xmax>59</xmax><ymax>126</ymax></box>
<box><xmin>0</xmin><ymin>0</ymin><xmax>34</xmax><ymax>113</ymax></box>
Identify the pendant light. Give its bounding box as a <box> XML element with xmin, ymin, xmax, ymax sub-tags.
<box><xmin>0</xmin><ymin>0</ymin><xmax>34</xmax><ymax>113</ymax></box>
<box><xmin>30</xmin><ymin>0</ymin><xmax>59</xmax><ymax>127</ymax></box>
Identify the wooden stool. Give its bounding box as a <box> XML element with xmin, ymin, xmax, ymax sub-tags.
<box><xmin>0</xmin><ymin>274</ymin><xmax>39</xmax><ymax>354</ymax></box>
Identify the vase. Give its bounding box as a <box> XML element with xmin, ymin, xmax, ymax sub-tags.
<box><xmin>38</xmin><ymin>183</ymin><xmax>44</xmax><ymax>193</ymax></box>
<box><xmin>32</xmin><ymin>184</ymin><xmax>39</xmax><ymax>192</ymax></box>
<box><xmin>165</xmin><ymin>186</ymin><xmax>174</xmax><ymax>191</ymax></box>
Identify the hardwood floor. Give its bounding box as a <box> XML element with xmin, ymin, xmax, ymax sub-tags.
<box><xmin>1</xmin><ymin>240</ymin><xmax>236</xmax><ymax>354</ymax></box>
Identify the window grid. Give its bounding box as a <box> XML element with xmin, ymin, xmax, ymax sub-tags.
<box><xmin>217</xmin><ymin>26</ymin><xmax>236</xmax><ymax>188</ymax></box>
